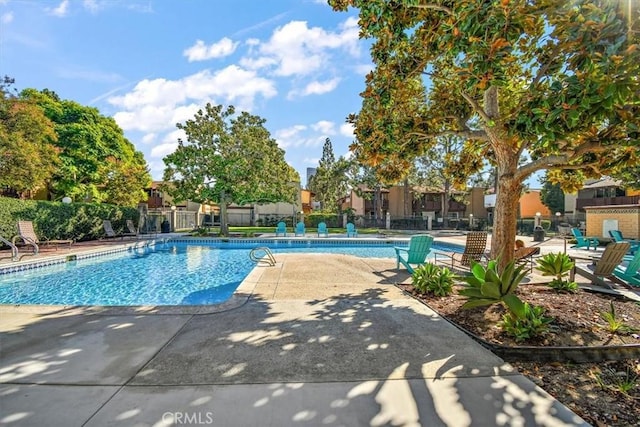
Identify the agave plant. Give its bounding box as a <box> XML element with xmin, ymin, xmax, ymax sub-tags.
<box><xmin>458</xmin><ymin>258</ymin><xmax>527</xmax><ymax>319</ymax></box>
<box><xmin>535</xmin><ymin>252</ymin><xmax>576</xmax><ymax>290</ymax></box>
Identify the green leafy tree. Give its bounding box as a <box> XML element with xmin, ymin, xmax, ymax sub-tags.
<box><xmin>162</xmin><ymin>104</ymin><xmax>299</xmax><ymax>236</ymax></box>
<box><xmin>0</xmin><ymin>79</ymin><xmax>60</xmax><ymax>198</ymax></box>
<box><xmin>331</xmin><ymin>0</ymin><xmax>640</xmax><ymax>265</ymax></box>
<box><xmin>21</xmin><ymin>89</ymin><xmax>151</xmax><ymax>205</ymax></box>
<box><xmin>540</xmin><ymin>175</ymin><xmax>565</xmax><ymax>215</ymax></box>
<box><xmin>308</xmin><ymin>138</ymin><xmax>352</xmax><ymax>212</ymax></box>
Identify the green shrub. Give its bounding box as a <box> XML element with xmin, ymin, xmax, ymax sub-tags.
<box><xmin>0</xmin><ymin>196</ymin><xmax>138</xmax><ymax>242</ymax></box>
<box><xmin>458</xmin><ymin>258</ymin><xmax>528</xmax><ymax>318</ymax></box>
<box><xmin>535</xmin><ymin>252</ymin><xmax>577</xmax><ymax>292</ymax></box>
<box><xmin>500</xmin><ymin>303</ymin><xmax>553</xmax><ymax>342</ymax></box>
<box><xmin>412</xmin><ymin>263</ymin><xmax>455</xmax><ymax>296</ymax></box>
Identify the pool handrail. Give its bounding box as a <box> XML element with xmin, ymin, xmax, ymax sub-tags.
<box><xmin>0</xmin><ymin>235</ymin><xmax>21</xmax><ymax>262</ymax></box>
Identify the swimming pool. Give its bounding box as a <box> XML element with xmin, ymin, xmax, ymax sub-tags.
<box><xmin>0</xmin><ymin>240</ymin><xmax>462</xmax><ymax>306</ymax></box>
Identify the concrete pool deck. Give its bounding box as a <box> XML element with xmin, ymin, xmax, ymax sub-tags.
<box><xmin>0</xmin><ymin>234</ymin><xmax>618</xmax><ymax>426</ymax></box>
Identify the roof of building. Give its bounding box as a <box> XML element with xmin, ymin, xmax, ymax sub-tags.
<box><xmin>582</xmin><ymin>177</ymin><xmax>622</xmax><ymax>189</ymax></box>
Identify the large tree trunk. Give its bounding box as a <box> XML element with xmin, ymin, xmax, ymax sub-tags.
<box><xmin>491</xmin><ymin>172</ymin><xmax>522</xmax><ymax>267</ymax></box>
<box><xmin>219</xmin><ymin>198</ymin><xmax>229</xmax><ymax>237</ymax></box>
<box><xmin>403</xmin><ymin>178</ymin><xmax>411</xmax><ymax>217</ymax></box>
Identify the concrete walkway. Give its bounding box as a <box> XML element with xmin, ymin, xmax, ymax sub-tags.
<box><xmin>0</xmin><ymin>235</ymin><xmax>602</xmax><ymax>426</ymax></box>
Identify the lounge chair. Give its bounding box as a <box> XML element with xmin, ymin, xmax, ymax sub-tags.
<box><xmin>394</xmin><ymin>234</ymin><xmax>434</xmax><ymax>274</ymax></box>
<box><xmin>317</xmin><ymin>222</ymin><xmax>329</xmax><ymax>237</ymax></box>
<box><xmin>570</xmin><ymin>228</ymin><xmax>599</xmax><ymax>250</ymax></box>
<box><xmin>609</xmin><ymin>230</ymin><xmax>639</xmax><ymax>254</ymax></box>
<box><xmin>613</xmin><ymin>249</ymin><xmax>640</xmax><ymax>287</ymax></box>
<box><xmin>570</xmin><ymin>242</ymin><xmax>631</xmax><ymax>289</ymax></box>
<box><xmin>346</xmin><ymin>222</ymin><xmax>358</xmax><ymax>237</ymax></box>
<box><xmin>12</xmin><ymin>220</ymin><xmax>72</xmax><ymax>251</ymax></box>
<box><xmin>514</xmin><ymin>245</ymin><xmax>541</xmax><ymax>272</ymax></box>
<box><xmin>103</xmin><ymin>220</ymin><xmax>137</xmax><ymax>240</ymax></box>
<box><xmin>434</xmin><ymin>231</ymin><xmax>488</xmax><ymax>270</ymax></box>
<box><xmin>294</xmin><ymin>221</ymin><xmax>306</xmax><ymax>237</ymax></box>
<box><xmin>275</xmin><ymin>221</ymin><xmax>287</xmax><ymax>237</ymax></box>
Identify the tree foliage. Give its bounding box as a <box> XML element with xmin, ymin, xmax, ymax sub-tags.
<box><xmin>20</xmin><ymin>88</ymin><xmax>151</xmax><ymax>205</ymax></box>
<box><xmin>162</xmin><ymin>104</ymin><xmax>299</xmax><ymax>235</ymax></box>
<box><xmin>308</xmin><ymin>138</ymin><xmax>352</xmax><ymax>212</ymax></box>
<box><xmin>540</xmin><ymin>175</ymin><xmax>566</xmax><ymax>214</ymax></box>
<box><xmin>0</xmin><ymin>78</ymin><xmax>60</xmax><ymax>198</ymax></box>
<box><xmin>330</xmin><ymin>0</ymin><xmax>640</xmax><ymax>263</ymax></box>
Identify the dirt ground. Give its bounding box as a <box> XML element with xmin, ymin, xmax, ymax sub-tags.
<box><xmin>398</xmin><ymin>283</ymin><xmax>640</xmax><ymax>426</ymax></box>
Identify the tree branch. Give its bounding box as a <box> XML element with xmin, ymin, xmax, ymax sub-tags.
<box><xmin>410</xmin><ymin>3</ymin><xmax>454</xmax><ymax>15</ymax></box>
<box><xmin>461</xmin><ymin>92</ymin><xmax>493</xmax><ymax>124</ymax></box>
<box><xmin>407</xmin><ymin>129</ymin><xmax>488</xmax><ymax>140</ymax></box>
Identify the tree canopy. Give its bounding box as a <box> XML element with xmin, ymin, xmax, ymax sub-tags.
<box><xmin>0</xmin><ymin>79</ymin><xmax>59</xmax><ymax>198</ymax></box>
<box><xmin>20</xmin><ymin>88</ymin><xmax>151</xmax><ymax>206</ymax></box>
<box><xmin>308</xmin><ymin>138</ymin><xmax>352</xmax><ymax>212</ymax></box>
<box><xmin>162</xmin><ymin>104</ymin><xmax>299</xmax><ymax>235</ymax></box>
<box><xmin>331</xmin><ymin>0</ymin><xmax>640</xmax><ymax>262</ymax></box>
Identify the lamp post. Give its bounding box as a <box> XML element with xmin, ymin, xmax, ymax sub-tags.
<box><xmin>469</xmin><ymin>213</ymin><xmax>474</xmax><ymax>230</ymax></box>
<box><xmin>555</xmin><ymin>212</ymin><xmax>561</xmax><ymax>232</ymax></box>
<box><xmin>535</xmin><ymin>212</ymin><xmax>541</xmax><ymax>229</ymax></box>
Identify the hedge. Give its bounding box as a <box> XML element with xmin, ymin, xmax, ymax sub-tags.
<box><xmin>0</xmin><ymin>197</ymin><xmax>139</xmax><ymax>243</ymax></box>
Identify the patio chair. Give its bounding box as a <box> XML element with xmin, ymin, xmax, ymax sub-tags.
<box><xmin>275</xmin><ymin>221</ymin><xmax>287</xmax><ymax>237</ymax></box>
<box><xmin>608</xmin><ymin>230</ymin><xmax>639</xmax><ymax>254</ymax></box>
<box><xmin>570</xmin><ymin>241</ymin><xmax>631</xmax><ymax>289</ymax></box>
<box><xmin>434</xmin><ymin>231</ymin><xmax>488</xmax><ymax>270</ymax></box>
<box><xmin>570</xmin><ymin>228</ymin><xmax>599</xmax><ymax>250</ymax></box>
<box><xmin>514</xmin><ymin>245</ymin><xmax>541</xmax><ymax>273</ymax></box>
<box><xmin>12</xmin><ymin>220</ymin><xmax>72</xmax><ymax>251</ymax></box>
<box><xmin>613</xmin><ymin>249</ymin><xmax>640</xmax><ymax>287</ymax></box>
<box><xmin>317</xmin><ymin>222</ymin><xmax>329</xmax><ymax>237</ymax></box>
<box><xmin>394</xmin><ymin>234</ymin><xmax>434</xmax><ymax>274</ymax></box>
<box><xmin>294</xmin><ymin>221</ymin><xmax>306</xmax><ymax>237</ymax></box>
<box><xmin>346</xmin><ymin>222</ymin><xmax>358</xmax><ymax>237</ymax></box>
<box><xmin>103</xmin><ymin>220</ymin><xmax>136</xmax><ymax>240</ymax></box>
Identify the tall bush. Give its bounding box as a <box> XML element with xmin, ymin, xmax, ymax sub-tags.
<box><xmin>0</xmin><ymin>197</ymin><xmax>138</xmax><ymax>242</ymax></box>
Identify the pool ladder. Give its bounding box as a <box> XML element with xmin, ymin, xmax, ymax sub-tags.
<box><xmin>249</xmin><ymin>247</ymin><xmax>276</xmax><ymax>266</ymax></box>
<box><xmin>0</xmin><ymin>235</ymin><xmax>21</xmax><ymax>262</ymax></box>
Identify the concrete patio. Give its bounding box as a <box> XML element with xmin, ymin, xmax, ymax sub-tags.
<box><xmin>0</xmin><ymin>233</ymin><xmax>601</xmax><ymax>426</ymax></box>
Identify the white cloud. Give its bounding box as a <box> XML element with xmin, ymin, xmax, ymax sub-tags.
<box><xmin>141</xmin><ymin>133</ymin><xmax>156</xmax><ymax>144</ymax></box>
<box><xmin>110</xmin><ymin>67</ymin><xmax>276</xmax><ymax>133</ymax></box>
<box><xmin>275</xmin><ymin>124</ymin><xmax>327</xmax><ymax>149</ymax></box>
<box><xmin>288</xmin><ymin>77</ymin><xmax>340</xmax><ymax>99</ymax></box>
<box><xmin>47</xmin><ymin>0</ymin><xmax>70</xmax><ymax>17</ymax></box>
<box><xmin>83</xmin><ymin>0</ymin><xmax>100</xmax><ymax>13</ymax></box>
<box><xmin>311</xmin><ymin>120</ymin><xmax>335</xmax><ymax>135</ymax></box>
<box><xmin>150</xmin><ymin>142</ymin><xmax>178</xmax><ymax>159</ymax></box>
<box><xmin>340</xmin><ymin>122</ymin><xmax>354</xmax><ymax>138</ymax></box>
<box><xmin>184</xmin><ymin>37</ymin><xmax>239</xmax><ymax>62</ymax></box>
<box><xmin>241</xmin><ymin>19</ymin><xmax>361</xmax><ymax>78</ymax></box>
<box><xmin>1</xmin><ymin>12</ymin><xmax>13</xmax><ymax>24</ymax></box>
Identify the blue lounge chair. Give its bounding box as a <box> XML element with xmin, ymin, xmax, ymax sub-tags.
<box><xmin>394</xmin><ymin>234</ymin><xmax>434</xmax><ymax>274</ymax></box>
<box><xmin>295</xmin><ymin>221</ymin><xmax>306</xmax><ymax>236</ymax></box>
<box><xmin>275</xmin><ymin>221</ymin><xmax>287</xmax><ymax>237</ymax></box>
<box><xmin>570</xmin><ymin>228</ymin><xmax>599</xmax><ymax>250</ymax></box>
<box><xmin>609</xmin><ymin>230</ymin><xmax>639</xmax><ymax>254</ymax></box>
<box><xmin>614</xmin><ymin>249</ymin><xmax>640</xmax><ymax>287</ymax></box>
<box><xmin>346</xmin><ymin>222</ymin><xmax>358</xmax><ymax>237</ymax></box>
<box><xmin>317</xmin><ymin>222</ymin><xmax>329</xmax><ymax>237</ymax></box>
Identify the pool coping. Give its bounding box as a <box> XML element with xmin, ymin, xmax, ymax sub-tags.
<box><xmin>0</xmin><ymin>236</ymin><xmax>437</xmax><ymax>315</ymax></box>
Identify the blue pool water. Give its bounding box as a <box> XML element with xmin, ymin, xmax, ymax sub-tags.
<box><xmin>0</xmin><ymin>240</ymin><xmax>461</xmax><ymax>306</ymax></box>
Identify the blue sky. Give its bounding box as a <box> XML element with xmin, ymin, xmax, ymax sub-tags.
<box><xmin>1</xmin><ymin>0</ymin><xmax>370</xmax><ymax>184</ymax></box>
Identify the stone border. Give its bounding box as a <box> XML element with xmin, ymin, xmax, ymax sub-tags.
<box><xmin>397</xmin><ymin>286</ymin><xmax>640</xmax><ymax>363</ymax></box>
